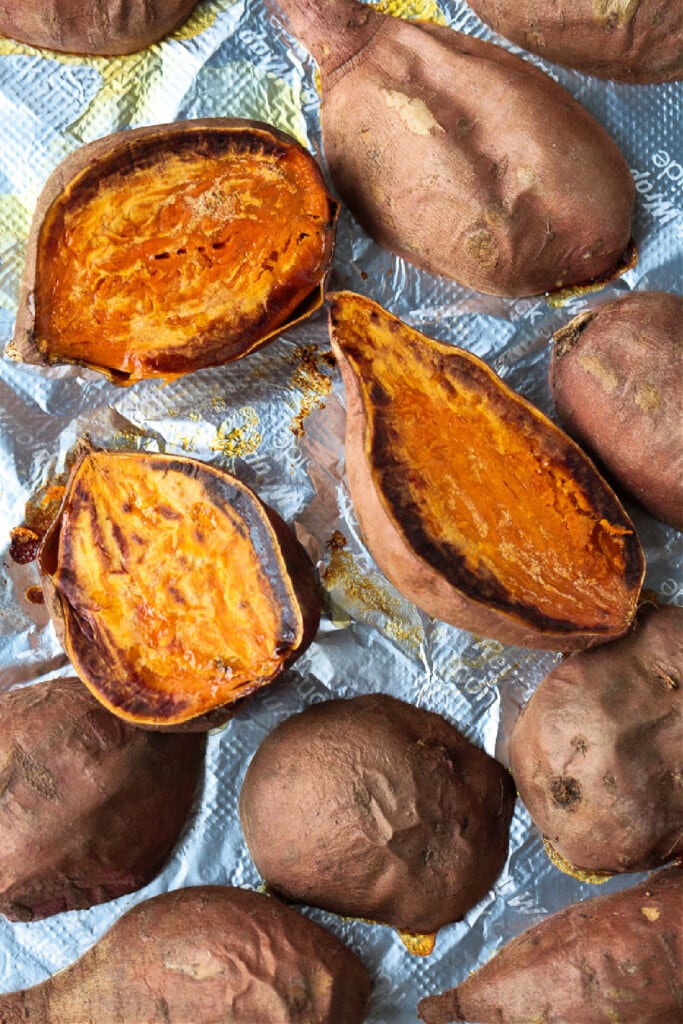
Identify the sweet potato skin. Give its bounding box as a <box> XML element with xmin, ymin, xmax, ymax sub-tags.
<box><xmin>0</xmin><ymin>678</ymin><xmax>205</xmax><ymax>922</ymax></box>
<box><xmin>550</xmin><ymin>291</ymin><xmax>683</xmax><ymax>531</ymax></box>
<box><xmin>240</xmin><ymin>693</ymin><xmax>515</xmax><ymax>935</ymax></box>
<box><xmin>418</xmin><ymin>867</ymin><xmax>683</xmax><ymax>1024</ymax></box>
<box><xmin>0</xmin><ymin>886</ymin><xmax>372</xmax><ymax>1023</ymax></box>
<box><xmin>468</xmin><ymin>0</ymin><xmax>683</xmax><ymax>83</ymax></box>
<box><xmin>509</xmin><ymin>603</ymin><xmax>683</xmax><ymax>875</ymax></box>
<box><xmin>0</xmin><ymin>0</ymin><xmax>199</xmax><ymax>55</ymax></box>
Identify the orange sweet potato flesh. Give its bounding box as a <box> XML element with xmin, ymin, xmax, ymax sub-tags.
<box><xmin>9</xmin><ymin>120</ymin><xmax>337</xmax><ymax>384</ymax></box>
<box><xmin>39</xmin><ymin>450</ymin><xmax>320</xmax><ymax>728</ymax></box>
<box><xmin>329</xmin><ymin>291</ymin><xmax>644</xmax><ymax>651</ymax></box>
<box><xmin>418</xmin><ymin>868</ymin><xmax>683</xmax><ymax>1023</ymax></box>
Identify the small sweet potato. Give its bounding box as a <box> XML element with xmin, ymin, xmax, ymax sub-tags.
<box><xmin>468</xmin><ymin>0</ymin><xmax>683</xmax><ymax>83</ymax></box>
<box><xmin>329</xmin><ymin>291</ymin><xmax>645</xmax><ymax>651</ymax></box>
<box><xmin>418</xmin><ymin>867</ymin><xmax>683</xmax><ymax>1023</ymax></box>
<box><xmin>239</xmin><ymin>693</ymin><xmax>515</xmax><ymax>936</ymax></box>
<box><xmin>550</xmin><ymin>290</ymin><xmax>683</xmax><ymax>531</ymax></box>
<box><xmin>0</xmin><ymin>886</ymin><xmax>372</xmax><ymax>1023</ymax></box>
<box><xmin>8</xmin><ymin>119</ymin><xmax>337</xmax><ymax>385</ymax></box>
<box><xmin>39</xmin><ymin>450</ymin><xmax>320</xmax><ymax>729</ymax></box>
<box><xmin>0</xmin><ymin>677</ymin><xmax>205</xmax><ymax>921</ymax></box>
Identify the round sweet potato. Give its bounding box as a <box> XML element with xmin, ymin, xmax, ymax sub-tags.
<box><xmin>39</xmin><ymin>450</ymin><xmax>321</xmax><ymax>729</ymax></box>
<box><xmin>239</xmin><ymin>693</ymin><xmax>516</xmax><ymax>936</ymax></box>
<box><xmin>0</xmin><ymin>677</ymin><xmax>205</xmax><ymax>922</ymax></box>
<box><xmin>0</xmin><ymin>886</ymin><xmax>372</xmax><ymax>1023</ymax></box>
<box><xmin>8</xmin><ymin>119</ymin><xmax>338</xmax><ymax>385</ymax></box>
<box><xmin>0</xmin><ymin>1</ymin><xmax>200</xmax><ymax>56</ymax></box>
<box><xmin>468</xmin><ymin>0</ymin><xmax>683</xmax><ymax>83</ymax></box>
<box><xmin>509</xmin><ymin>602</ymin><xmax>683</xmax><ymax>875</ymax></box>
<box><xmin>550</xmin><ymin>290</ymin><xmax>683</xmax><ymax>531</ymax></box>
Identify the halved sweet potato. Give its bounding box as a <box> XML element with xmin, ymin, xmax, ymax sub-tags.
<box><xmin>9</xmin><ymin>119</ymin><xmax>338</xmax><ymax>385</ymax></box>
<box><xmin>39</xmin><ymin>450</ymin><xmax>320</xmax><ymax>728</ymax></box>
<box><xmin>329</xmin><ymin>291</ymin><xmax>645</xmax><ymax>651</ymax></box>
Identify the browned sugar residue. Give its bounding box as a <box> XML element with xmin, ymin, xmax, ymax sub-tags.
<box><xmin>210</xmin><ymin>407</ymin><xmax>262</xmax><ymax>459</ymax></box>
<box><xmin>288</xmin><ymin>344</ymin><xmax>336</xmax><ymax>437</ymax></box>
<box><xmin>398</xmin><ymin>929</ymin><xmax>437</xmax><ymax>956</ymax></box>
<box><xmin>548</xmin><ymin>239</ymin><xmax>638</xmax><ymax>307</ymax></box>
<box><xmin>9</xmin><ymin>482</ymin><xmax>67</xmax><ymax>564</ymax></box>
<box><xmin>25</xmin><ymin>586</ymin><xmax>45</xmax><ymax>605</ymax></box>
<box><xmin>542</xmin><ymin>838</ymin><xmax>611</xmax><ymax>884</ymax></box>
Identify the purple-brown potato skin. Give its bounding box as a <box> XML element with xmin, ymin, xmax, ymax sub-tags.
<box><xmin>0</xmin><ymin>886</ymin><xmax>372</xmax><ymax>1023</ymax></box>
<box><xmin>418</xmin><ymin>868</ymin><xmax>683</xmax><ymax>1024</ymax></box>
<box><xmin>0</xmin><ymin>1</ymin><xmax>199</xmax><ymax>55</ymax></box>
<box><xmin>551</xmin><ymin>291</ymin><xmax>683</xmax><ymax>531</ymax></box>
<box><xmin>509</xmin><ymin>603</ymin><xmax>683</xmax><ymax>874</ymax></box>
<box><xmin>468</xmin><ymin>0</ymin><xmax>683</xmax><ymax>83</ymax></box>
<box><xmin>0</xmin><ymin>678</ymin><xmax>205</xmax><ymax>921</ymax></box>
<box><xmin>239</xmin><ymin>693</ymin><xmax>516</xmax><ymax>934</ymax></box>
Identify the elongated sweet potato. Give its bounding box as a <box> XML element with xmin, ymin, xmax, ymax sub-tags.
<box><xmin>468</xmin><ymin>0</ymin><xmax>683</xmax><ymax>83</ymax></box>
<box><xmin>418</xmin><ymin>867</ymin><xmax>683</xmax><ymax>1023</ymax></box>
<box><xmin>240</xmin><ymin>693</ymin><xmax>515</xmax><ymax>937</ymax></box>
<box><xmin>8</xmin><ymin>119</ymin><xmax>338</xmax><ymax>385</ymax></box>
<box><xmin>274</xmin><ymin>0</ymin><xmax>634</xmax><ymax>297</ymax></box>
<box><xmin>39</xmin><ymin>450</ymin><xmax>320</xmax><ymax>728</ymax></box>
<box><xmin>0</xmin><ymin>886</ymin><xmax>372</xmax><ymax>1023</ymax></box>
<box><xmin>550</xmin><ymin>290</ymin><xmax>683</xmax><ymax>531</ymax></box>
<box><xmin>329</xmin><ymin>291</ymin><xmax>645</xmax><ymax>651</ymax></box>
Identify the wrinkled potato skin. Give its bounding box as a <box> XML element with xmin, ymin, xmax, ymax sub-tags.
<box><xmin>0</xmin><ymin>887</ymin><xmax>372</xmax><ymax>1024</ymax></box>
<box><xmin>0</xmin><ymin>1</ymin><xmax>199</xmax><ymax>55</ymax></box>
<box><xmin>509</xmin><ymin>603</ymin><xmax>683</xmax><ymax>874</ymax></box>
<box><xmin>551</xmin><ymin>291</ymin><xmax>683</xmax><ymax>531</ymax></box>
<box><xmin>0</xmin><ymin>678</ymin><xmax>205</xmax><ymax>922</ymax></box>
<box><xmin>240</xmin><ymin>693</ymin><xmax>516</xmax><ymax>934</ymax></box>
<box><xmin>469</xmin><ymin>0</ymin><xmax>683</xmax><ymax>83</ymax></box>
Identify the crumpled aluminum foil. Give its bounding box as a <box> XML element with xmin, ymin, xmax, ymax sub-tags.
<box><xmin>0</xmin><ymin>0</ymin><xmax>681</xmax><ymax>1019</ymax></box>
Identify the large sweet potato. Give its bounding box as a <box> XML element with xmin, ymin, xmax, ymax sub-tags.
<box><xmin>0</xmin><ymin>677</ymin><xmax>205</xmax><ymax>921</ymax></box>
<box><xmin>418</xmin><ymin>867</ymin><xmax>683</xmax><ymax>1023</ymax></box>
<box><xmin>274</xmin><ymin>0</ymin><xmax>635</xmax><ymax>297</ymax></box>
<box><xmin>329</xmin><ymin>291</ymin><xmax>645</xmax><ymax>651</ymax></box>
<box><xmin>0</xmin><ymin>886</ymin><xmax>372</xmax><ymax>1023</ymax></box>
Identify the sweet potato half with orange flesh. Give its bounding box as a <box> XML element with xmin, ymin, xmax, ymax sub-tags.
<box><xmin>329</xmin><ymin>292</ymin><xmax>644</xmax><ymax>651</ymax></box>
<box><xmin>418</xmin><ymin>867</ymin><xmax>683</xmax><ymax>1024</ymax></box>
<box><xmin>0</xmin><ymin>0</ymin><xmax>199</xmax><ymax>55</ymax></box>
<box><xmin>0</xmin><ymin>678</ymin><xmax>205</xmax><ymax>921</ymax></box>
<box><xmin>9</xmin><ymin>119</ymin><xmax>338</xmax><ymax>385</ymax></box>
<box><xmin>0</xmin><ymin>886</ymin><xmax>372</xmax><ymax>1023</ymax></box>
<box><xmin>39</xmin><ymin>450</ymin><xmax>320</xmax><ymax>728</ymax></box>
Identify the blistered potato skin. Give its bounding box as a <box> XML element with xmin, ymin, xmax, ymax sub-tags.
<box><xmin>468</xmin><ymin>0</ymin><xmax>683</xmax><ymax>83</ymax></box>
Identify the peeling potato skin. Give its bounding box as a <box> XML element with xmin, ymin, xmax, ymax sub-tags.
<box><xmin>417</xmin><ymin>867</ymin><xmax>683</xmax><ymax>1024</ymax></box>
<box><xmin>551</xmin><ymin>291</ymin><xmax>683</xmax><ymax>531</ymax></box>
<box><xmin>0</xmin><ymin>886</ymin><xmax>372</xmax><ymax>1023</ymax></box>
<box><xmin>0</xmin><ymin>1</ymin><xmax>199</xmax><ymax>55</ymax></box>
<box><xmin>240</xmin><ymin>693</ymin><xmax>516</xmax><ymax>935</ymax></box>
<box><xmin>509</xmin><ymin>603</ymin><xmax>683</xmax><ymax>875</ymax></box>
<box><xmin>0</xmin><ymin>678</ymin><xmax>205</xmax><ymax>922</ymax></box>
<box><xmin>468</xmin><ymin>0</ymin><xmax>683</xmax><ymax>84</ymax></box>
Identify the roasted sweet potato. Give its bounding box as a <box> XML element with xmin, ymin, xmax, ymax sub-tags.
<box><xmin>8</xmin><ymin>119</ymin><xmax>338</xmax><ymax>385</ymax></box>
<box><xmin>0</xmin><ymin>677</ymin><xmax>204</xmax><ymax>922</ymax></box>
<box><xmin>0</xmin><ymin>886</ymin><xmax>372</xmax><ymax>1023</ymax></box>
<box><xmin>550</xmin><ymin>290</ymin><xmax>683</xmax><ymax>531</ymax></box>
<box><xmin>39</xmin><ymin>450</ymin><xmax>320</xmax><ymax>728</ymax></box>
<box><xmin>468</xmin><ymin>0</ymin><xmax>683</xmax><ymax>83</ymax></box>
<box><xmin>418</xmin><ymin>867</ymin><xmax>683</xmax><ymax>1024</ymax></box>
<box><xmin>240</xmin><ymin>693</ymin><xmax>515</xmax><ymax>937</ymax></box>
<box><xmin>329</xmin><ymin>291</ymin><xmax>645</xmax><ymax>651</ymax></box>
<box><xmin>274</xmin><ymin>0</ymin><xmax>634</xmax><ymax>297</ymax></box>
<box><xmin>0</xmin><ymin>0</ymin><xmax>200</xmax><ymax>55</ymax></box>
<box><xmin>509</xmin><ymin>603</ymin><xmax>683</xmax><ymax>876</ymax></box>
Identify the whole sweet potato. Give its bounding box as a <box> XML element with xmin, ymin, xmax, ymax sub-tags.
<box><xmin>329</xmin><ymin>291</ymin><xmax>645</xmax><ymax>651</ymax></box>
<box><xmin>0</xmin><ymin>1</ymin><xmax>199</xmax><ymax>55</ymax></box>
<box><xmin>240</xmin><ymin>693</ymin><xmax>515</xmax><ymax>936</ymax></box>
<box><xmin>0</xmin><ymin>678</ymin><xmax>205</xmax><ymax>921</ymax></box>
<box><xmin>550</xmin><ymin>290</ymin><xmax>683</xmax><ymax>531</ymax></box>
<box><xmin>274</xmin><ymin>0</ymin><xmax>635</xmax><ymax>297</ymax></box>
<box><xmin>418</xmin><ymin>867</ymin><xmax>683</xmax><ymax>1023</ymax></box>
<box><xmin>468</xmin><ymin>0</ymin><xmax>683</xmax><ymax>83</ymax></box>
<box><xmin>0</xmin><ymin>886</ymin><xmax>372</xmax><ymax>1023</ymax></box>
